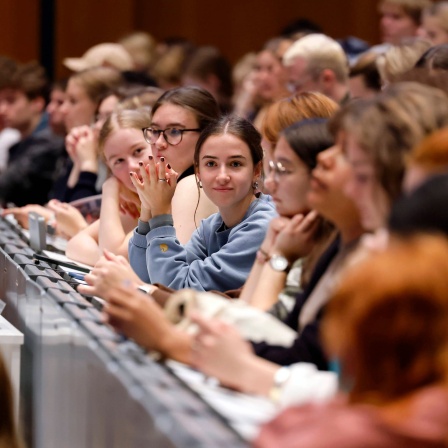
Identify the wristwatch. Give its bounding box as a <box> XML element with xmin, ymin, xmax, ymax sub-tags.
<box><xmin>269</xmin><ymin>254</ymin><xmax>290</xmax><ymax>272</ymax></box>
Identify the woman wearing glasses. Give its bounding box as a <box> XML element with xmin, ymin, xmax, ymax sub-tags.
<box><xmin>66</xmin><ymin>87</ymin><xmax>219</xmax><ymax>266</ymax></box>
<box><xmin>128</xmin><ymin>114</ymin><xmax>277</xmax><ymax>291</ymax></box>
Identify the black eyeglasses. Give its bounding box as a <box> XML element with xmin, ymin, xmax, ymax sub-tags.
<box><xmin>142</xmin><ymin>127</ymin><xmax>201</xmax><ymax>146</ymax></box>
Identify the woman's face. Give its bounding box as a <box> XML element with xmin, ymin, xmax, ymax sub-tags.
<box><xmin>308</xmin><ymin>145</ymin><xmax>356</xmax><ymax>223</ymax></box>
<box><xmin>103</xmin><ymin>127</ymin><xmax>152</xmax><ymax>191</ymax></box>
<box><xmin>61</xmin><ymin>79</ymin><xmax>97</xmax><ymax>131</ymax></box>
<box><xmin>149</xmin><ymin>103</ymin><xmax>201</xmax><ymax>174</ymax></box>
<box><xmin>264</xmin><ymin>136</ymin><xmax>311</xmax><ymax>217</ymax></box>
<box><xmin>46</xmin><ymin>87</ymin><xmax>67</xmax><ymax>135</ymax></box>
<box><xmin>197</xmin><ymin>133</ymin><xmax>260</xmax><ymax>212</ymax></box>
<box><xmin>93</xmin><ymin>94</ymin><xmax>119</xmax><ymax>138</ymax></box>
<box><xmin>344</xmin><ymin>134</ymin><xmax>390</xmax><ymax>231</ymax></box>
<box><xmin>253</xmin><ymin>50</ymin><xmax>288</xmax><ymax>102</ymax></box>
<box><xmin>420</xmin><ymin>15</ymin><xmax>448</xmax><ymax>46</ymax></box>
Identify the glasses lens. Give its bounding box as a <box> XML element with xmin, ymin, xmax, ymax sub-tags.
<box><xmin>144</xmin><ymin>128</ymin><xmax>159</xmax><ymax>144</ymax></box>
<box><xmin>166</xmin><ymin>128</ymin><xmax>182</xmax><ymax>145</ymax></box>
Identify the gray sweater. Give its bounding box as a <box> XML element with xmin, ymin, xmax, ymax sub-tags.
<box><xmin>129</xmin><ymin>194</ymin><xmax>277</xmax><ymax>292</ymax></box>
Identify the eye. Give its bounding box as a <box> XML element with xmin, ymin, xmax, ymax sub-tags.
<box><xmin>113</xmin><ymin>158</ymin><xmax>124</xmax><ymax>166</ymax></box>
<box><xmin>230</xmin><ymin>161</ymin><xmax>243</xmax><ymax>168</ymax></box>
<box><xmin>205</xmin><ymin>161</ymin><xmax>217</xmax><ymax>167</ymax></box>
<box><xmin>167</xmin><ymin>128</ymin><xmax>182</xmax><ymax>138</ymax></box>
<box><xmin>149</xmin><ymin>128</ymin><xmax>162</xmax><ymax>138</ymax></box>
<box><xmin>133</xmin><ymin>148</ymin><xmax>145</xmax><ymax>157</ymax></box>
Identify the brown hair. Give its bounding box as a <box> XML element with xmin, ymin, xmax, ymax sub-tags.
<box><xmin>150</xmin><ymin>86</ymin><xmax>220</xmax><ymax>130</ymax></box>
<box><xmin>335</xmin><ymin>82</ymin><xmax>448</xmax><ymax>202</ymax></box>
<box><xmin>70</xmin><ymin>66</ymin><xmax>123</xmax><ymax>106</ymax></box>
<box><xmin>261</xmin><ymin>92</ymin><xmax>338</xmax><ymax>146</ymax></box>
<box><xmin>324</xmin><ymin>234</ymin><xmax>448</xmax><ymax>404</ymax></box>
<box><xmin>379</xmin><ymin>0</ymin><xmax>432</xmax><ymax>25</ymax></box>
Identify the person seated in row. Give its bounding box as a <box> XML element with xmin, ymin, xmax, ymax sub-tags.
<box><xmin>66</xmin><ymin>86</ymin><xmax>219</xmax><ymax>265</ymax></box>
<box><xmin>128</xmin><ymin>114</ymin><xmax>276</xmax><ymax>291</ymax></box>
<box><xmin>255</xmin><ymin>234</ymin><xmax>448</xmax><ymax>447</ymax></box>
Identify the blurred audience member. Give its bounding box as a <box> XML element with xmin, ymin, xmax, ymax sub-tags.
<box><xmin>283</xmin><ymin>34</ymin><xmax>350</xmax><ymax>105</ymax></box>
<box><xmin>348</xmin><ymin>52</ymin><xmax>382</xmax><ymax>99</ymax></box>
<box><xmin>419</xmin><ymin>1</ymin><xmax>448</xmax><ymax>45</ymax></box>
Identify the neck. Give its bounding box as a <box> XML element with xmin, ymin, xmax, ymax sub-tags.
<box><xmin>20</xmin><ymin>114</ymin><xmax>42</xmax><ymax>139</ymax></box>
<box><xmin>220</xmin><ymin>193</ymin><xmax>257</xmax><ymax>228</ymax></box>
<box><xmin>339</xmin><ymin>219</ymin><xmax>365</xmax><ymax>245</ymax></box>
<box><xmin>331</xmin><ymin>83</ymin><xmax>350</xmax><ymax>104</ymax></box>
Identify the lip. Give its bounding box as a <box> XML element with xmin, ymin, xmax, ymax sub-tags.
<box><xmin>213</xmin><ymin>187</ymin><xmax>233</xmax><ymax>192</ymax></box>
<box><xmin>310</xmin><ymin>173</ymin><xmax>327</xmax><ymax>190</ymax></box>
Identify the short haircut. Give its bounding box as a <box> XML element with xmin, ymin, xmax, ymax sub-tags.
<box><xmin>0</xmin><ymin>60</ymin><xmax>49</xmax><ymax>101</ymax></box>
<box><xmin>379</xmin><ymin>0</ymin><xmax>432</xmax><ymax>25</ymax></box>
<box><xmin>283</xmin><ymin>34</ymin><xmax>349</xmax><ymax>83</ymax></box>
<box><xmin>261</xmin><ymin>91</ymin><xmax>338</xmax><ymax>146</ymax></box>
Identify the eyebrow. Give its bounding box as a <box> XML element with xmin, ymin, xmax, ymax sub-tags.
<box><xmin>201</xmin><ymin>155</ymin><xmax>247</xmax><ymax>160</ymax></box>
<box><xmin>150</xmin><ymin>122</ymin><xmax>187</xmax><ymax>128</ymax></box>
<box><xmin>106</xmin><ymin>142</ymin><xmax>144</xmax><ymax>162</ymax></box>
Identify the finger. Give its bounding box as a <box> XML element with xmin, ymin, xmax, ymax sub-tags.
<box><xmin>147</xmin><ymin>155</ymin><xmax>157</xmax><ymax>182</ymax></box>
<box><xmin>297</xmin><ymin>210</ymin><xmax>319</xmax><ymax>231</ymax></box>
<box><xmin>189</xmin><ymin>313</ymin><xmax>222</xmax><ymax>336</ymax></box>
<box><xmin>129</xmin><ymin>171</ymin><xmax>143</xmax><ymax>189</ymax></box>
<box><xmin>1</xmin><ymin>207</ymin><xmax>21</xmax><ymax>216</ymax></box>
<box><xmin>157</xmin><ymin>157</ymin><xmax>167</xmax><ymax>180</ymax></box>
<box><xmin>166</xmin><ymin>164</ymin><xmax>179</xmax><ymax>187</ymax></box>
<box><xmin>77</xmin><ymin>284</ymin><xmax>97</xmax><ymax>296</ymax></box>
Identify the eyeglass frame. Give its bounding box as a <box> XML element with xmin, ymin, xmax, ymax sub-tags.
<box><xmin>142</xmin><ymin>127</ymin><xmax>202</xmax><ymax>146</ymax></box>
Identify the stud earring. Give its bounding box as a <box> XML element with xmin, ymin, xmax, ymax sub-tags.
<box><xmin>253</xmin><ymin>181</ymin><xmax>259</xmax><ymax>190</ymax></box>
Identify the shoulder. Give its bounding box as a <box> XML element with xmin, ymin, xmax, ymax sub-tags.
<box><xmin>247</xmin><ymin>194</ymin><xmax>278</xmax><ymax>219</ymax></box>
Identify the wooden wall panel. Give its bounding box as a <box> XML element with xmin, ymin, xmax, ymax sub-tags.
<box><xmin>55</xmin><ymin>1</ymin><xmax>135</xmax><ymax>79</ymax></box>
<box><xmin>0</xmin><ymin>0</ymin><xmax>383</xmax><ymax>77</ymax></box>
<box><xmin>134</xmin><ymin>0</ymin><xmax>382</xmax><ymax>63</ymax></box>
<box><xmin>0</xmin><ymin>0</ymin><xmax>39</xmax><ymax>62</ymax></box>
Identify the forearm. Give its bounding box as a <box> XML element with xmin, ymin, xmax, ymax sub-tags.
<box><xmin>66</xmin><ymin>231</ymin><xmax>101</xmax><ymax>266</ymax></box>
<box><xmin>239</xmin><ymin>261</ymin><xmax>264</xmax><ymax>303</ymax></box>
<box><xmin>160</xmin><ymin>329</ymin><xmax>193</xmax><ymax>364</ymax></box>
<box><xmin>98</xmin><ymin>191</ymin><xmax>130</xmax><ymax>255</ymax></box>
<box><xmin>249</xmin><ymin>266</ymin><xmax>287</xmax><ymax>311</ymax></box>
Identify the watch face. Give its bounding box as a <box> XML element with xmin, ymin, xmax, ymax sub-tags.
<box><xmin>270</xmin><ymin>255</ymin><xmax>289</xmax><ymax>272</ymax></box>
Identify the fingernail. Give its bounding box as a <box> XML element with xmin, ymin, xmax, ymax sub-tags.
<box><xmin>148</xmin><ymin>155</ymin><xmax>153</xmax><ymax>160</ymax></box>
<box><xmin>129</xmin><ymin>172</ymin><xmax>133</xmax><ymax>176</ymax></box>
<box><xmin>138</xmin><ymin>161</ymin><xmax>143</xmax><ymax>166</ymax></box>
<box><xmin>167</xmin><ymin>163</ymin><xmax>171</xmax><ymax>169</ymax></box>
<box><xmin>160</xmin><ymin>157</ymin><xmax>165</xmax><ymax>162</ymax></box>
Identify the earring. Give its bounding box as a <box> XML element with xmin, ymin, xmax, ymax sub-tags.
<box><xmin>253</xmin><ymin>181</ymin><xmax>259</xmax><ymax>190</ymax></box>
<box><xmin>197</xmin><ymin>180</ymin><xmax>203</xmax><ymax>189</ymax></box>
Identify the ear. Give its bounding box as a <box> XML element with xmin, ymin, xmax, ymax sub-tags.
<box><xmin>320</xmin><ymin>69</ymin><xmax>336</xmax><ymax>87</ymax></box>
<box><xmin>253</xmin><ymin>161</ymin><xmax>263</xmax><ymax>180</ymax></box>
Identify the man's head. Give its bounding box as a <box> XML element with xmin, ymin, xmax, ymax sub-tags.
<box><xmin>283</xmin><ymin>34</ymin><xmax>349</xmax><ymax>103</ymax></box>
<box><xmin>0</xmin><ymin>61</ymin><xmax>48</xmax><ymax>136</ymax></box>
<box><xmin>379</xmin><ymin>0</ymin><xmax>431</xmax><ymax>44</ymax></box>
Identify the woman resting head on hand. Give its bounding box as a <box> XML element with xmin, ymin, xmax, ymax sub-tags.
<box><xmin>65</xmin><ymin>108</ymin><xmax>152</xmax><ymax>265</ymax></box>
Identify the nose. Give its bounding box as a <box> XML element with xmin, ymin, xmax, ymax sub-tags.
<box><xmin>155</xmin><ymin>132</ymin><xmax>168</xmax><ymax>149</ymax></box>
<box><xmin>317</xmin><ymin>147</ymin><xmax>337</xmax><ymax>170</ymax></box>
<box><xmin>216</xmin><ymin>165</ymin><xmax>230</xmax><ymax>183</ymax></box>
<box><xmin>59</xmin><ymin>100</ymin><xmax>69</xmax><ymax>115</ymax></box>
<box><xmin>128</xmin><ymin>157</ymin><xmax>141</xmax><ymax>172</ymax></box>
<box><xmin>263</xmin><ymin>169</ymin><xmax>276</xmax><ymax>194</ymax></box>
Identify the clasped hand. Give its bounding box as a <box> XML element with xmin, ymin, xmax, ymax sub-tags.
<box><xmin>130</xmin><ymin>156</ymin><xmax>178</xmax><ymax>216</ymax></box>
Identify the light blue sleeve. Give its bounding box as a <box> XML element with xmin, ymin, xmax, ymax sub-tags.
<box><xmin>128</xmin><ymin>228</ymin><xmax>151</xmax><ymax>283</ymax></box>
<box><xmin>146</xmin><ymin>208</ymin><xmax>274</xmax><ymax>291</ymax></box>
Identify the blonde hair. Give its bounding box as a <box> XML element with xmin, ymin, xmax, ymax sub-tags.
<box><xmin>379</xmin><ymin>0</ymin><xmax>433</xmax><ymax>24</ymax></box>
<box><xmin>118</xmin><ymin>31</ymin><xmax>157</xmax><ymax>71</ymax></box>
<box><xmin>377</xmin><ymin>37</ymin><xmax>432</xmax><ymax>83</ymax></box>
<box><xmin>98</xmin><ymin>108</ymin><xmax>151</xmax><ymax>158</ymax></box>
<box><xmin>283</xmin><ymin>34</ymin><xmax>349</xmax><ymax>83</ymax></box>
<box><xmin>70</xmin><ymin>66</ymin><xmax>123</xmax><ymax>105</ymax></box>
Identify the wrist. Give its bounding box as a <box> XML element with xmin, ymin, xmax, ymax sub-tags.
<box><xmin>256</xmin><ymin>248</ymin><xmax>271</xmax><ymax>264</ymax></box>
<box><xmin>152</xmin><ymin>206</ymin><xmax>172</xmax><ymax>217</ymax></box>
<box><xmin>140</xmin><ymin>207</ymin><xmax>152</xmax><ymax>222</ymax></box>
<box><xmin>79</xmin><ymin>160</ymin><xmax>98</xmax><ymax>173</ymax></box>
